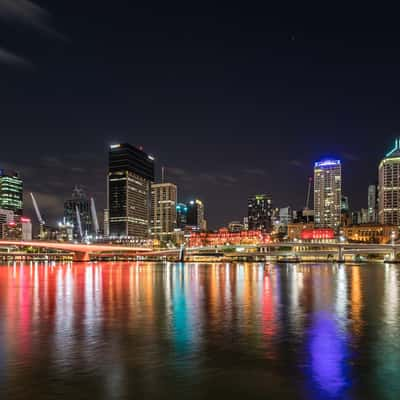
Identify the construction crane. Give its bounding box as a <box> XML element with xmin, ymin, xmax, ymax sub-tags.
<box><xmin>304</xmin><ymin>177</ymin><xmax>313</xmax><ymax>223</ymax></box>
<box><xmin>90</xmin><ymin>197</ymin><xmax>99</xmax><ymax>236</ymax></box>
<box><xmin>75</xmin><ymin>205</ymin><xmax>83</xmax><ymax>240</ymax></box>
<box><xmin>30</xmin><ymin>193</ymin><xmax>46</xmax><ymax>239</ymax></box>
<box><xmin>305</xmin><ymin>176</ymin><xmax>313</xmax><ymax>210</ymax></box>
<box><xmin>30</xmin><ymin>193</ymin><xmax>45</xmax><ymax>225</ymax></box>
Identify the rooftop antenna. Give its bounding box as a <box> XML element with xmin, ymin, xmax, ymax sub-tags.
<box><xmin>161</xmin><ymin>166</ymin><xmax>165</xmax><ymax>183</ymax></box>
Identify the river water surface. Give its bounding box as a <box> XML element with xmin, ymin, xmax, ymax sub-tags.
<box><xmin>0</xmin><ymin>262</ymin><xmax>399</xmax><ymax>399</ymax></box>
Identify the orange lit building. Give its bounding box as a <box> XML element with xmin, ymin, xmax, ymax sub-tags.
<box><xmin>343</xmin><ymin>224</ymin><xmax>397</xmax><ymax>244</ymax></box>
<box><xmin>189</xmin><ymin>228</ymin><xmax>270</xmax><ymax>247</ymax></box>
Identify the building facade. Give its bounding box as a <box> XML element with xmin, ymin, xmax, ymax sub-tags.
<box><xmin>0</xmin><ymin>170</ymin><xmax>23</xmax><ymax>215</ymax></box>
<box><xmin>313</xmin><ymin>159</ymin><xmax>342</xmax><ymax>229</ymax></box>
<box><xmin>378</xmin><ymin>139</ymin><xmax>400</xmax><ymax>225</ymax></box>
<box><xmin>2</xmin><ymin>217</ymin><xmax>32</xmax><ymax>241</ymax></box>
<box><xmin>176</xmin><ymin>203</ymin><xmax>188</xmax><ymax>229</ymax></box>
<box><xmin>108</xmin><ymin>143</ymin><xmax>155</xmax><ymax>239</ymax></box>
<box><xmin>247</xmin><ymin>194</ymin><xmax>273</xmax><ymax>231</ymax></box>
<box><xmin>0</xmin><ymin>208</ymin><xmax>14</xmax><ymax>239</ymax></box>
<box><xmin>343</xmin><ymin>224</ymin><xmax>397</xmax><ymax>244</ymax></box>
<box><xmin>151</xmin><ymin>183</ymin><xmax>177</xmax><ymax>241</ymax></box>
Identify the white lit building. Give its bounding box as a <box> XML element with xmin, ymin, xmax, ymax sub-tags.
<box><xmin>314</xmin><ymin>159</ymin><xmax>342</xmax><ymax>229</ymax></box>
<box><xmin>151</xmin><ymin>183</ymin><xmax>177</xmax><ymax>241</ymax></box>
<box><xmin>379</xmin><ymin>138</ymin><xmax>400</xmax><ymax>225</ymax></box>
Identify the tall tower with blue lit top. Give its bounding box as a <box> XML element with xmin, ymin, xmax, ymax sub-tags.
<box><xmin>313</xmin><ymin>159</ymin><xmax>342</xmax><ymax>229</ymax></box>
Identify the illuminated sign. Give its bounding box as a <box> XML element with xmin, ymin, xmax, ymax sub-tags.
<box><xmin>314</xmin><ymin>159</ymin><xmax>341</xmax><ymax>168</ymax></box>
<box><xmin>110</xmin><ymin>144</ymin><xmax>121</xmax><ymax>149</ymax></box>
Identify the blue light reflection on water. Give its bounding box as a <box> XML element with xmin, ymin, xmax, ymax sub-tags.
<box><xmin>307</xmin><ymin>311</ymin><xmax>350</xmax><ymax>399</ymax></box>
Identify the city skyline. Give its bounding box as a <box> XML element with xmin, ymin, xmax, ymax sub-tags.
<box><xmin>0</xmin><ymin>139</ymin><xmax>398</xmax><ymax>230</ymax></box>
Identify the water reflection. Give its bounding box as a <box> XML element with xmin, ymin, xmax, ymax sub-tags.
<box><xmin>0</xmin><ymin>262</ymin><xmax>399</xmax><ymax>399</ymax></box>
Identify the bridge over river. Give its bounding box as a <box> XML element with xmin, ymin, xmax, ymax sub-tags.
<box><xmin>0</xmin><ymin>240</ymin><xmax>153</xmax><ymax>262</ymax></box>
<box><xmin>1</xmin><ymin>240</ymin><xmax>400</xmax><ymax>263</ymax></box>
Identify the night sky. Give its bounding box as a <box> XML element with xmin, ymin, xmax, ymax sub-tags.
<box><xmin>1</xmin><ymin>2</ymin><xmax>400</xmax><ymax>229</ymax></box>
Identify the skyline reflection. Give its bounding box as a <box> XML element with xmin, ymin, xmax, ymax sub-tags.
<box><xmin>0</xmin><ymin>262</ymin><xmax>399</xmax><ymax>399</ymax></box>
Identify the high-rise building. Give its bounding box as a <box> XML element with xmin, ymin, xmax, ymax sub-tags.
<box><xmin>0</xmin><ymin>170</ymin><xmax>23</xmax><ymax>215</ymax></box>
<box><xmin>151</xmin><ymin>183</ymin><xmax>177</xmax><ymax>241</ymax></box>
<box><xmin>367</xmin><ymin>184</ymin><xmax>378</xmax><ymax>223</ymax></box>
<box><xmin>108</xmin><ymin>143</ymin><xmax>155</xmax><ymax>238</ymax></box>
<box><xmin>176</xmin><ymin>203</ymin><xmax>188</xmax><ymax>229</ymax></box>
<box><xmin>186</xmin><ymin>199</ymin><xmax>206</xmax><ymax>231</ymax></box>
<box><xmin>313</xmin><ymin>159</ymin><xmax>342</xmax><ymax>229</ymax></box>
<box><xmin>247</xmin><ymin>194</ymin><xmax>273</xmax><ymax>231</ymax></box>
<box><xmin>379</xmin><ymin>139</ymin><xmax>400</xmax><ymax>225</ymax></box>
<box><xmin>64</xmin><ymin>185</ymin><xmax>92</xmax><ymax>239</ymax></box>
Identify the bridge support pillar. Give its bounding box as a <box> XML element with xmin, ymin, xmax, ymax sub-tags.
<box><xmin>73</xmin><ymin>251</ymin><xmax>90</xmax><ymax>262</ymax></box>
<box><xmin>179</xmin><ymin>245</ymin><xmax>185</xmax><ymax>262</ymax></box>
<box><xmin>338</xmin><ymin>245</ymin><xmax>344</xmax><ymax>263</ymax></box>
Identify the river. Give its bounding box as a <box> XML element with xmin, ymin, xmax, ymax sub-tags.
<box><xmin>0</xmin><ymin>262</ymin><xmax>399</xmax><ymax>399</ymax></box>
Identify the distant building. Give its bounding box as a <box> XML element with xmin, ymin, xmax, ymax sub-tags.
<box><xmin>2</xmin><ymin>217</ymin><xmax>32</xmax><ymax>240</ymax></box>
<box><xmin>247</xmin><ymin>194</ymin><xmax>273</xmax><ymax>232</ymax></box>
<box><xmin>343</xmin><ymin>224</ymin><xmax>397</xmax><ymax>244</ymax></box>
<box><xmin>108</xmin><ymin>143</ymin><xmax>155</xmax><ymax>239</ymax></box>
<box><xmin>103</xmin><ymin>209</ymin><xmax>110</xmax><ymax>237</ymax></box>
<box><xmin>314</xmin><ymin>159</ymin><xmax>342</xmax><ymax>229</ymax></box>
<box><xmin>56</xmin><ymin>220</ymin><xmax>74</xmax><ymax>242</ymax></box>
<box><xmin>279</xmin><ymin>206</ymin><xmax>293</xmax><ymax>227</ymax></box>
<box><xmin>176</xmin><ymin>203</ymin><xmax>188</xmax><ymax>229</ymax></box>
<box><xmin>0</xmin><ymin>170</ymin><xmax>23</xmax><ymax>215</ymax></box>
<box><xmin>0</xmin><ymin>208</ymin><xmax>14</xmax><ymax>239</ymax></box>
<box><xmin>228</xmin><ymin>221</ymin><xmax>244</xmax><ymax>232</ymax></box>
<box><xmin>243</xmin><ymin>216</ymin><xmax>249</xmax><ymax>230</ymax></box>
<box><xmin>368</xmin><ymin>184</ymin><xmax>378</xmax><ymax>223</ymax></box>
<box><xmin>64</xmin><ymin>185</ymin><xmax>92</xmax><ymax>240</ymax></box>
<box><xmin>151</xmin><ymin>183</ymin><xmax>177</xmax><ymax>241</ymax></box>
<box><xmin>186</xmin><ymin>199</ymin><xmax>206</xmax><ymax>231</ymax></box>
<box><xmin>341</xmin><ymin>195</ymin><xmax>351</xmax><ymax>226</ymax></box>
<box><xmin>189</xmin><ymin>228</ymin><xmax>270</xmax><ymax>247</ymax></box>
<box><xmin>351</xmin><ymin>209</ymin><xmax>369</xmax><ymax>225</ymax></box>
<box><xmin>287</xmin><ymin>222</ymin><xmax>315</xmax><ymax>241</ymax></box>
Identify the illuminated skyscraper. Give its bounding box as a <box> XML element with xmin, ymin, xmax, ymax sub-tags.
<box><xmin>187</xmin><ymin>199</ymin><xmax>206</xmax><ymax>231</ymax></box>
<box><xmin>378</xmin><ymin>138</ymin><xmax>400</xmax><ymax>225</ymax></box>
<box><xmin>247</xmin><ymin>194</ymin><xmax>273</xmax><ymax>231</ymax></box>
<box><xmin>313</xmin><ymin>159</ymin><xmax>342</xmax><ymax>229</ymax></box>
<box><xmin>108</xmin><ymin>143</ymin><xmax>155</xmax><ymax>238</ymax></box>
<box><xmin>0</xmin><ymin>170</ymin><xmax>23</xmax><ymax>216</ymax></box>
<box><xmin>151</xmin><ymin>183</ymin><xmax>177</xmax><ymax>241</ymax></box>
